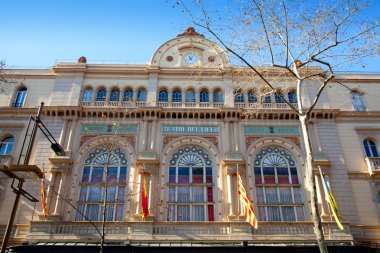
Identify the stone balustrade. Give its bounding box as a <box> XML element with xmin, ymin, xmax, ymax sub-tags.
<box><xmin>26</xmin><ymin>221</ymin><xmax>353</xmax><ymax>244</ymax></box>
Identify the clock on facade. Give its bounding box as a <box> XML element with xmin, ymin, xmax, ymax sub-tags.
<box><xmin>183</xmin><ymin>53</ymin><xmax>199</xmax><ymax>65</ymax></box>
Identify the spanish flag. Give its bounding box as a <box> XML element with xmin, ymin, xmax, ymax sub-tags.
<box><xmin>141</xmin><ymin>165</ymin><xmax>149</xmax><ymax>221</ymax></box>
<box><xmin>41</xmin><ymin>174</ymin><xmax>47</xmax><ymax>218</ymax></box>
<box><xmin>237</xmin><ymin>172</ymin><xmax>258</xmax><ymax>229</ymax></box>
<box><xmin>319</xmin><ymin>167</ymin><xmax>344</xmax><ymax>230</ymax></box>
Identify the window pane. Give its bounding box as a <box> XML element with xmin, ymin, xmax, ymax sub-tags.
<box><xmin>96</xmin><ymin>89</ymin><xmax>106</xmax><ymax>101</ymax></box>
<box><xmin>296</xmin><ymin>206</ymin><xmax>305</xmax><ymax>221</ymax></box>
<box><xmin>137</xmin><ymin>90</ymin><xmax>147</xmax><ymax>101</ymax></box>
<box><xmin>254</xmin><ymin>167</ymin><xmax>262</xmax><ymax>184</ymax></box>
<box><xmin>177</xmin><ymin>205</ymin><xmax>190</xmax><ymax>221</ymax></box>
<box><xmin>178</xmin><ymin>167</ymin><xmax>189</xmax><ymax>183</ymax></box>
<box><xmin>186</xmin><ymin>90</ymin><xmax>195</xmax><ymax>102</ymax></box>
<box><xmin>167</xmin><ymin>204</ymin><xmax>175</xmax><ymax>221</ymax></box>
<box><xmin>192</xmin><ymin>187</ymin><xmax>204</xmax><ymax>202</ymax></box>
<box><xmin>290</xmin><ymin>168</ymin><xmax>299</xmax><ymax>184</ymax></box>
<box><xmin>192</xmin><ymin>205</ymin><xmax>205</xmax><ymax>221</ymax></box>
<box><xmin>75</xmin><ymin>204</ymin><xmax>85</xmax><ymax>221</ymax></box>
<box><xmin>267</xmin><ymin>206</ymin><xmax>281</xmax><ymax>221</ymax></box>
<box><xmin>257</xmin><ymin>206</ymin><xmax>266</xmax><ymax>221</ymax></box>
<box><xmin>263</xmin><ymin>167</ymin><xmax>275</xmax><ymax>184</ymax></box>
<box><xmin>110</xmin><ymin>89</ymin><xmax>120</xmax><ymax>101</ymax></box>
<box><xmin>91</xmin><ymin>167</ymin><xmax>103</xmax><ymax>183</ymax></box>
<box><xmin>207</xmin><ymin>187</ymin><xmax>213</xmax><ymax>202</ymax></box>
<box><xmin>293</xmin><ymin>187</ymin><xmax>303</xmax><ymax>204</ymax></box>
<box><xmin>123</xmin><ymin>90</ymin><xmax>133</xmax><ymax>101</ymax></box>
<box><xmin>82</xmin><ymin>90</ymin><xmax>93</xmax><ymax>101</ymax></box>
<box><xmin>115</xmin><ymin>204</ymin><xmax>124</xmax><ymax>220</ymax></box>
<box><xmin>168</xmin><ymin>187</ymin><xmax>176</xmax><ymax>202</ymax></box>
<box><xmin>86</xmin><ymin>204</ymin><xmax>100</xmax><ymax>221</ymax></box>
<box><xmin>200</xmin><ymin>91</ymin><xmax>209</xmax><ymax>102</ymax></box>
<box><xmin>107</xmin><ymin>167</ymin><xmax>118</xmax><ymax>182</ymax></box>
<box><xmin>206</xmin><ymin>167</ymin><xmax>212</xmax><ymax>183</ymax></box>
<box><xmin>192</xmin><ymin>167</ymin><xmax>203</xmax><ymax>183</ymax></box>
<box><xmin>248</xmin><ymin>92</ymin><xmax>257</xmax><ymax>103</ymax></box>
<box><xmin>88</xmin><ymin>187</ymin><xmax>102</xmax><ymax>201</ymax></box>
<box><xmin>106</xmin><ymin>186</ymin><xmax>116</xmax><ymax>202</ymax></box>
<box><xmin>117</xmin><ymin>187</ymin><xmax>125</xmax><ymax>202</ymax></box>
<box><xmin>119</xmin><ymin>166</ymin><xmax>127</xmax><ymax>182</ymax></box>
<box><xmin>256</xmin><ymin>187</ymin><xmax>265</xmax><ymax>204</ymax></box>
<box><xmin>79</xmin><ymin>187</ymin><xmax>88</xmax><ymax>201</ymax></box>
<box><xmin>276</xmin><ymin>167</ymin><xmax>289</xmax><ymax>184</ymax></box>
<box><xmin>234</xmin><ymin>93</ymin><xmax>244</xmax><ymax>102</ymax></box>
<box><xmin>282</xmin><ymin>206</ymin><xmax>296</xmax><ymax>221</ymax></box>
<box><xmin>265</xmin><ymin>188</ymin><xmax>278</xmax><ymax>204</ymax></box>
<box><xmin>279</xmin><ymin>187</ymin><xmax>293</xmax><ymax>204</ymax></box>
<box><xmin>82</xmin><ymin>167</ymin><xmax>90</xmax><ymax>182</ymax></box>
<box><xmin>207</xmin><ymin>205</ymin><xmax>214</xmax><ymax>221</ymax></box>
<box><xmin>169</xmin><ymin>167</ymin><xmax>176</xmax><ymax>183</ymax></box>
<box><xmin>177</xmin><ymin>186</ymin><xmax>190</xmax><ymax>202</ymax></box>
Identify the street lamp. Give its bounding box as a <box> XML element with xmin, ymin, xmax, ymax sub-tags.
<box><xmin>0</xmin><ymin>102</ymin><xmax>65</xmax><ymax>253</ymax></box>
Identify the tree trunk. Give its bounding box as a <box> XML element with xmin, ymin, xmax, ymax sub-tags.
<box><xmin>299</xmin><ymin>115</ymin><xmax>328</xmax><ymax>253</ymax></box>
<box><xmin>100</xmin><ymin>236</ymin><xmax>104</xmax><ymax>253</ymax></box>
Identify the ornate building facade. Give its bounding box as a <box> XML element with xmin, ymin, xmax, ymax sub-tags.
<box><xmin>0</xmin><ymin>28</ymin><xmax>379</xmax><ymax>252</ymax></box>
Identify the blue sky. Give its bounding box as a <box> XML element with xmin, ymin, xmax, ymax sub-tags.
<box><xmin>1</xmin><ymin>0</ymin><xmax>379</xmax><ymax>72</ymax></box>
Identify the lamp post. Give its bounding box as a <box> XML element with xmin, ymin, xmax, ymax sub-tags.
<box><xmin>0</xmin><ymin>102</ymin><xmax>65</xmax><ymax>253</ymax></box>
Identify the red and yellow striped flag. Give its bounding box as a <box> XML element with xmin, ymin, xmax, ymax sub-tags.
<box><xmin>141</xmin><ymin>165</ymin><xmax>149</xmax><ymax>221</ymax></box>
<box><xmin>237</xmin><ymin>172</ymin><xmax>258</xmax><ymax>229</ymax></box>
<box><xmin>41</xmin><ymin>175</ymin><xmax>47</xmax><ymax>218</ymax></box>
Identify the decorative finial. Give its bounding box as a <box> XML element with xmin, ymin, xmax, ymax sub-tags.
<box><xmin>78</xmin><ymin>56</ymin><xmax>87</xmax><ymax>63</ymax></box>
<box><xmin>177</xmin><ymin>27</ymin><xmax>205</xmax><ymax>37</ymax></box>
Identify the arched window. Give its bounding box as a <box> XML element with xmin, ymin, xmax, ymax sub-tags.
<box><xmin>213</xmin><ymin>90</ymin><xmax>224</xmax><ymax>103</ymax></box>
<box><xmin>248</xmin><ymin>91</ymin><xmax>257</xmax><ymax>103</ymax></box>
<box><xmin>137</xmin><ymin>89</ymin><xmax>147</xmax><ymax>101</ymax></box>
<box><xmin>96</xmin><ymin>89</ymin><xmax>107</xmax><ymax>101</ymax></box>
<box><xmin>123</xmin><ymin>89</ymin><xmax>133</xmax><ymax>101</ymax></box>
<box><xmin>0</xmin><ymin>137</ymin><xmax>14</xmax><ymax>155</ymax></box>
<box><xmin>82</xmin><ymin>88</ymin><xmax>93</xmax><ymax>101</ymax></box>
<box><xmin>253</xmin><ymin>146</ymin><xmax>305</xmax><ymax>221</ymax></box>
<box><xmin>109</xmin><ymin>88</ymin><xmax>120</xmax><ymax>101</ymax></box>
<box><xmin>263</xmin><ymin>94</ymin><xmax>271</xmax><ymax>103</ymax></box>
<box><xmin>167</xmin><ymin>146</ymin><xmax>214</xmax><ymax>221</ymax></box>
<box><xmin>200</xmin><ymin>90</ymin><xmax>209</xmax><ymax>103</ymax></box>
<box><xmin>14</xmin><ymin>87</ymin><xmax>27</xmax><ymax>108</ymax></box>
<box><xmin>275</xmin><ymin>92</ymin><xmax>284</xmax><ymax>103</ymax></box>
<box><xmin>363</xmin><ymin>139</ymin><xmax>379</xmax><ymax>157</ymax></box>
<box><xmin>288</xmin><ymin>91</ymin><xmax>297</xmax><ymax>103</ymax></box>
<box><xmin>377</xmin><ymin>192</ymin><xmax>380</xmax><ymax>207</ymax></box>
<box><xmin>351</xmin><ymin>92</ymin><xmax>366</xmax><ymax>111</ymax></box>
<box><xmin>234</xmin><ymin>92</ymin><xmax>244</xmax><ymax>102</ymax></box>
<box><xmin>186</xmin><ymin>90</ymin><xmax>196</xmax><ymax>102</ymax></box>
<box><xmin>158</xmin><ymin>90</ymin><xmax>169</xmax><ymax>102</ymax></box>
<box><xmin>76</xmin><ymin>146</ymin><xmax>128</xmax><ymax>221</ymax></box>
<box><xmin>172</xmin><ymin>90</ymin><xmax>182</xmax><ymax>102</ymax></box>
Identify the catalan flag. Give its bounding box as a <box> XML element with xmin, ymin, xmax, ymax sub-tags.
<box><xmin>141</xmin><ymin>165</ymin><xmax>149</xmax><ymax>221</ymax></box>
<box><xmin>319</xmin><ymin>167</ymin><xmax>344</xmax><ymax>230</ymax></box>
<box><xmin>237</xmin><ymin>172</ymin><xmax>258</xmax><ymax>229</ymax></box>
<box><xmin>41</xmin><ymin>174</ymin><xmax>47</xmax><ymax>218</ymax></box>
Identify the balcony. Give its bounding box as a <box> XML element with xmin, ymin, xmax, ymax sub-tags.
<box><xmin>234</xmin><ymin>102</ymin><xmax>298</xmax><ymax>110</ymax></box>
<box><xmin>157</xmin><ymin>102</ymin><xmax>224</xmax><ymax>108</ymax></box>
<box><xmin>365</xmin><ymin>157</ymin><xmax>380</xmax><ymax>176</ymax></box>
<box><xmin>26</xmin><ymin>221</ymin><xmax>352</xmax><ymax>244</ymax></box>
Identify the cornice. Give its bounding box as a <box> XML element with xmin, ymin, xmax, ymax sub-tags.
<box><xmin>336</xmin><ymin>111</ymin><xmax>380</xmax><ymax>120</ymax></box>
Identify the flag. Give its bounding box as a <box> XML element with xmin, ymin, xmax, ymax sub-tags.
<box><xmin>141</xmin><ymin>165</ymin><xmax>149</xmax><ymax>221</ymax></box>
<box><xmin>319</xmin><ymin>167</ymin><xmax>344</xmax><ymax>230</ymax></box>
<box><xmin>41</xmin><ymin>174</ymin><xmax>47</xmax><ymax>218</ymax></box>
<box><xmin>237</xmin><ymin>172</ymin><xmax>258</xmax><ymax>229</ymax></box>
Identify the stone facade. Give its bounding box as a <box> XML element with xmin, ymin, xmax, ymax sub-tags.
<box><xmin>0</xmin><ymin>28</ymin><xmax>379</xmax><ymax>251</ymax></box>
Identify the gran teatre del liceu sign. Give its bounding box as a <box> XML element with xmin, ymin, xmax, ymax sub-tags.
<box><xmin>163</xmin><ymin>125</ymin><xmax>219</xmax><ymax>134</ymax></box>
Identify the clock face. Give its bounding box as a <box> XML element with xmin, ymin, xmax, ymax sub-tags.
<box><xmin>184</xmin><ymin>53</ymin><xmax>199</xmax><ymax>65</ymax></box>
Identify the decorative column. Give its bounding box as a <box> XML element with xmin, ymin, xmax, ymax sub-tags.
<box><xmin>226</xmin><ymin>169</ymin><xmax>234</xmax><ymax>216</ymax></box>
<box><xmin>224</xmin><ymin>159</ymin><xmax>246</xmax><ymax>221</ymax></box>
<box><xmin>134</xmin><ymin>157</ymin><xmax>159</xmax><ymax>221</ymax></box>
